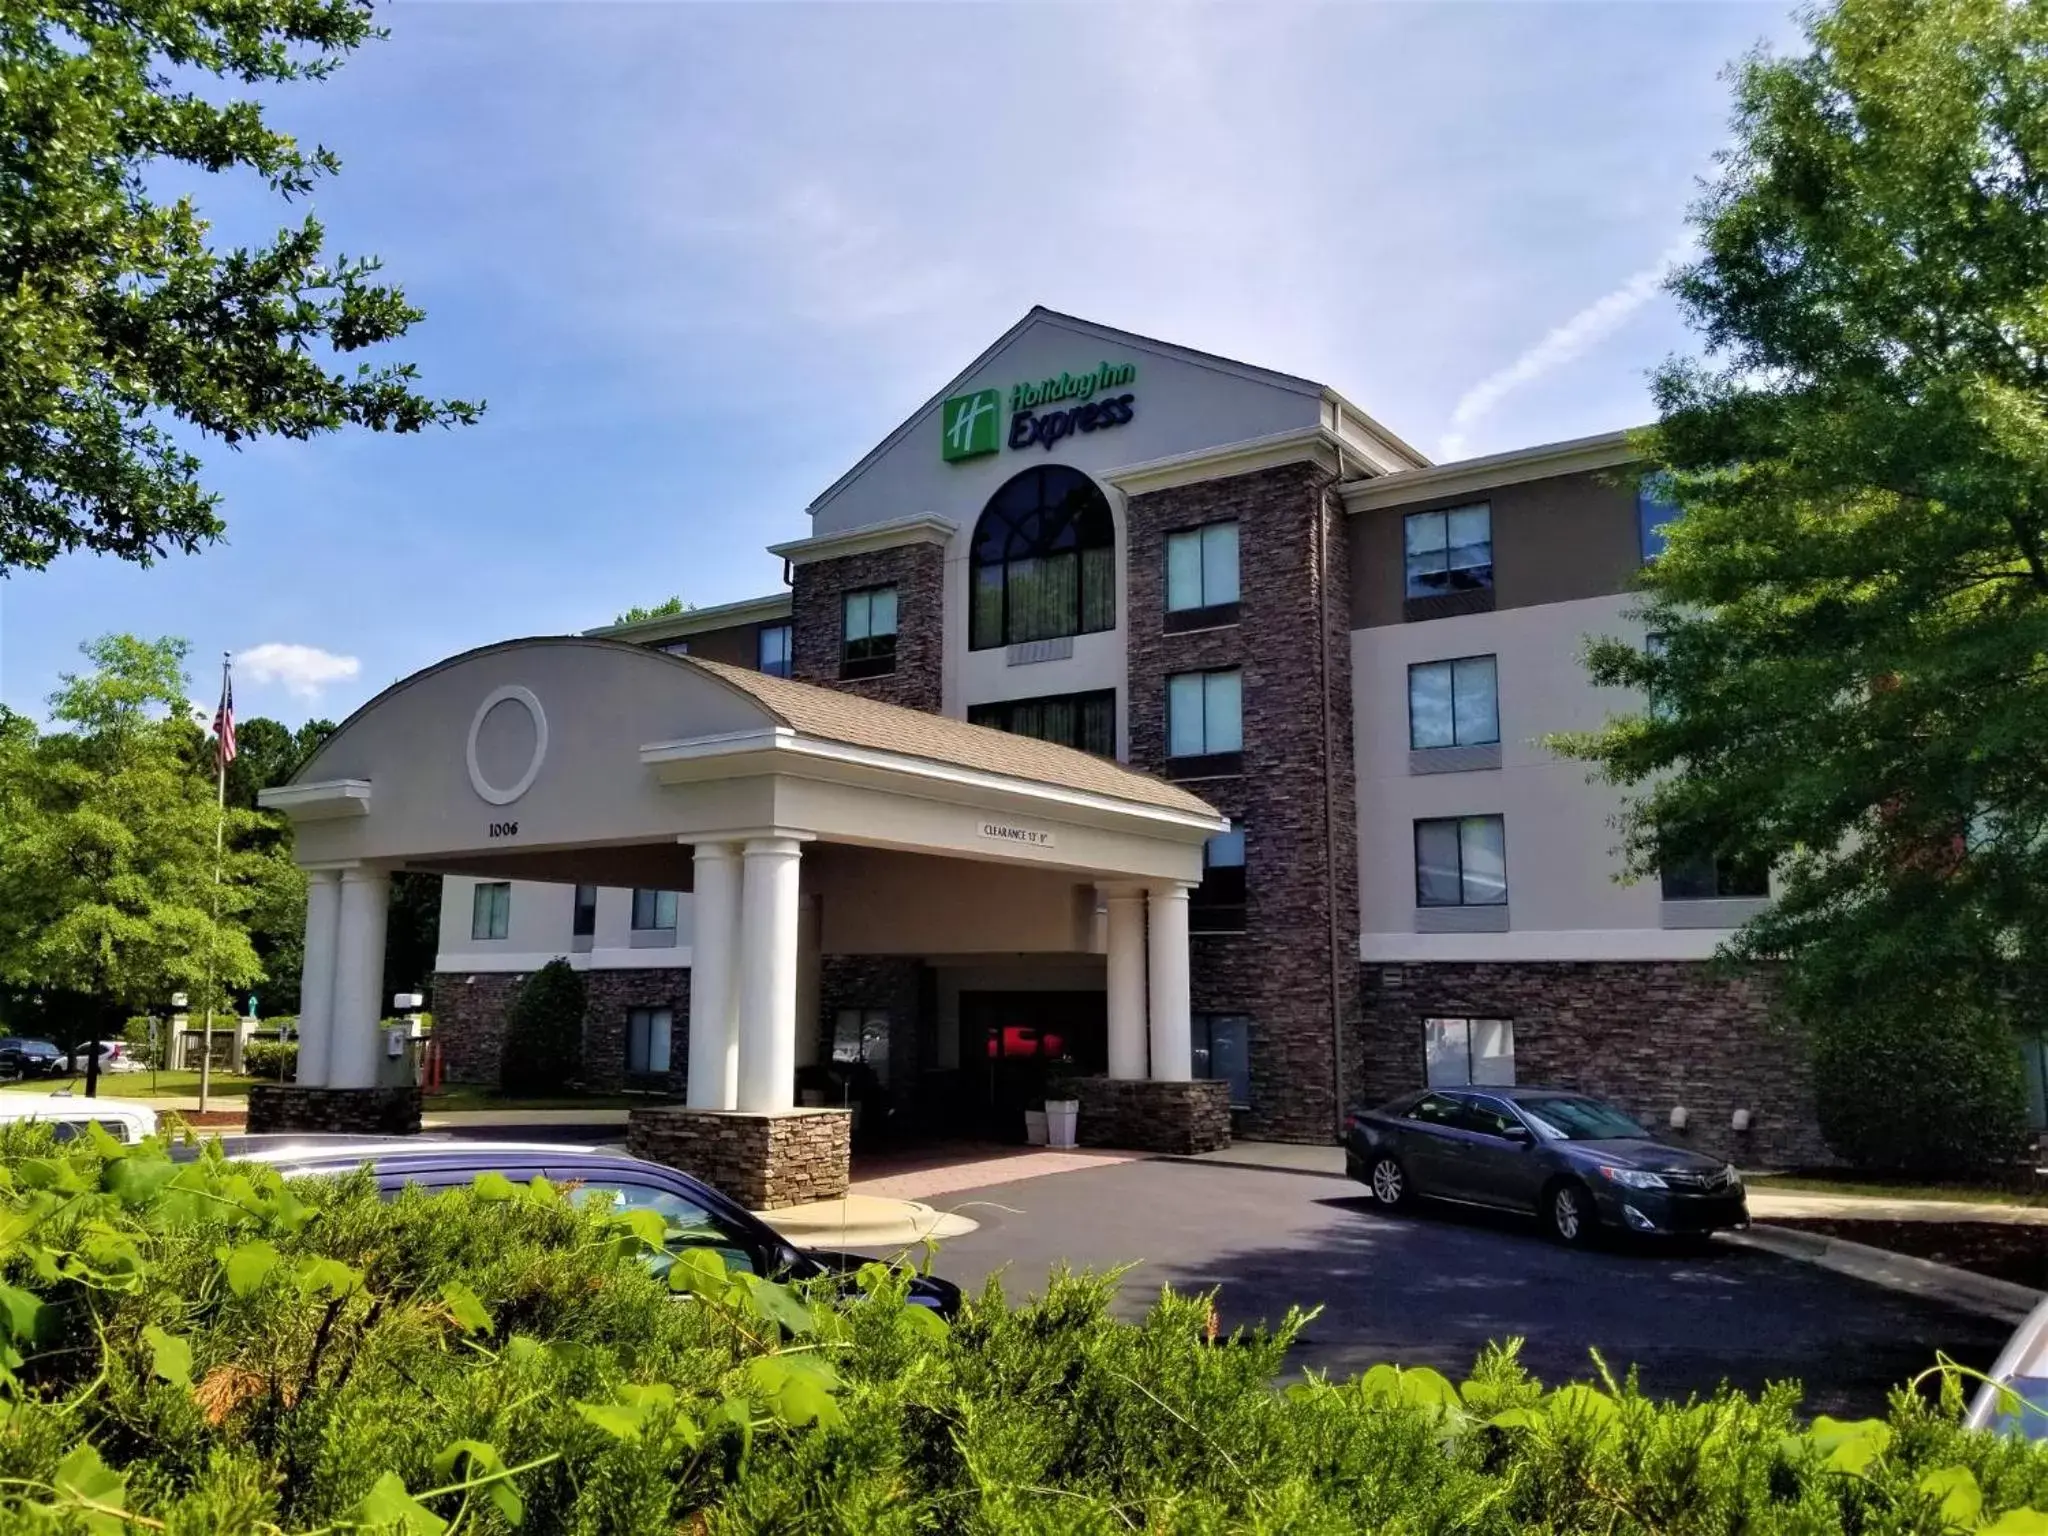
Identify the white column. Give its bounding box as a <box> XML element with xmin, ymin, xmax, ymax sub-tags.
<box><xmin>1146</xmin><ymin>883</ymin><xmax>1194</xmax><ymax>1082</ymax></box>
<box><xmin>295</xmin><ymin>869</ymin><xmax>343</xmax><ymax>1087</ymax></box>
<box><xmin>1104</xmin><ymin>888</ymin><xmax>1149</xmax><ymax>1080</ymax></box>
<box><xmin>685</xmin><ymin>842</ymin><xmax>741</xmax><ymax>1110</ymax></box>
<box><xmin>736</xmin><ymin>836</ymin><xmax>805</xmax><ymax>1114</ymax></box>
<box><xmin>794</xmin><ymin>893</ymin><xmax>822</xmax><ymax>1070</ymax></box>
<box><xmin>328</xmin><ymin>866</ymin><xmax>391</xmax><ymax>1090</ymax></box>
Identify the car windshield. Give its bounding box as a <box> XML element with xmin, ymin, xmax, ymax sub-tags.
<box><xmin>1516</xmin><ymin>1095</ymin><xmax>1647</xmax><ymax>1141</ymax></box>
<box><xmin>564</xmin><ymin>1182</ymin><xmax>761</xmax><ymax>1276</ymax></box>
<box><xmin>1984</xmin><ymin>1378</ymin><xmax>2048</xmax><ymax>1440</ymax></box>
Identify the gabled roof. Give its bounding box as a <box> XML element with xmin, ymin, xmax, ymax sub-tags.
<box><xmin>806</xmin><ymin>305</ymin><xmax>1425</xmax><ymax>518</ymax></box>
<box><xmin>689</xmin><ymin>657</ymin><xmax>1220</xmax><ymax>819</ymax></box>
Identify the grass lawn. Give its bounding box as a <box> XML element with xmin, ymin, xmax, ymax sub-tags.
<box><xmin>0</xmin><ymin>1071</ymin><xmax>645</xmax><ymax>1114</ymax></box>
<box><xmin>1748</xmin><ymin>1172</ymin><xmax>2048</xmax><ymax>1208</ymax></box>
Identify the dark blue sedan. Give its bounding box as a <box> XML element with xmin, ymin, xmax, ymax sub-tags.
<box><xmin>220</xmin><ymin>1136</ymin><xmax>963</xmax><ymax>1315</ymax></box>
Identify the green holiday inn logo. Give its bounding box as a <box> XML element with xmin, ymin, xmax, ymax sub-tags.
<box><xmin>941</xmin><ymin>388</ymin><xmax>1003</xmax><ymax>462</ymax></box>
<box><xmin>940</xmin><ymin>360</ymin><xmax>1139</xmax><ymax>462</ymax></box>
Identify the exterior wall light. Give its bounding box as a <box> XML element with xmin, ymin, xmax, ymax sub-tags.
<box><xmin>1668</xmin><ymin>1105</ymin><xmax>1689</xmax><ymax>1131</ymax></box>
<box><xmin>1731</xmin><ymin>1107</ymin><xmax>1752</xmax><ymax>1132</ymax></box>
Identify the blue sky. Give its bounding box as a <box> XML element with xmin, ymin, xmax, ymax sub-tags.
<box><xmin>0</xmin><ymin>1</ymin><xmax>1799</xmax><ymax>729</ymax></box>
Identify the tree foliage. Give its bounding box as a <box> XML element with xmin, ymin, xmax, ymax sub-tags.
<box><xmin>613</xmin><ymin>595</ymin><xmax>690</xmax><ymax>625</ymax></box>
<box><xmin>1559</xmin><ymin>0</ymin><xmax>2048</xmax><ymax>1151</ymax></box>
<box><xmin>499</xmin><ymin>958</ymin><xmax>585</xmax><ymax>1093</ymax></box>
<box><xmin>0</xmin><ymin>0</ymin><xmax>479</xmax><ymax>572</ymax></box>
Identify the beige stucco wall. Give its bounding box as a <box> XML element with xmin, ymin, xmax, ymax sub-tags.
<box><xmin>1353</xmin><ymin>592</ymin><xmax>1731</xmax><ymax>961</ymax></box>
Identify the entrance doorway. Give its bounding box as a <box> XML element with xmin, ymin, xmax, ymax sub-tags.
<box><xmin>962</xmin><ymin>991</ymin><xmax>1107</xmax><ymax>1142</ymax></box>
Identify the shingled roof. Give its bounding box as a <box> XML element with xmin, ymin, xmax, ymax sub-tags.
<box><xmin>687</xmin><ymin>658</ymin><xmax>1220</xmax><ymax>820</ymax></box>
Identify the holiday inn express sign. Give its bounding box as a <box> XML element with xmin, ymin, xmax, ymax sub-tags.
<box><xmin>941</xmin><ymin>361</ymin><xmax>1137</xmax><ymax>461</ymax></box>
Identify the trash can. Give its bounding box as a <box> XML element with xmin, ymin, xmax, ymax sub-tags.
<box><xmin>1045</xmin><ymin>1099</ymin><xmax>1079</xmax><ymax>1150</ymax></box>
<box><xmin>1024</xmin><ymin>1108</ymin><xmax>1049</xmax><ymax>1146</ymax></box>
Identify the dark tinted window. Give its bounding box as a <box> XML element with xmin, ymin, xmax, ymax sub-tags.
<box><xmin>1456</xmin><ymin>1095</ymin><xmax>1526</xmax><ymax>1138</ymax></box>
<box><xmin>967</xmin><ymin>690</ymin><xmax>1115</xmax><ymax>757</ymax></box>
<box><xmin>1405</xmin><ymin>1092</ymin><xmax>1465</xmax><ymax>1127</ymax></box>
<box><xmin>1516</xmin><ymin>1096</ymin><xmax>1647</xmax><ymax>1142</ymax></box>
<box><xmin>970</xmin><ymin>466</ymin><xmax>1116</xmax><ymax>649</ymax></box>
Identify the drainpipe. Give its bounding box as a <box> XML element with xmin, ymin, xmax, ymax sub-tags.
<box><xmin>1320</xmin><ymin>438</ymin><xmax>1351</xmax><ymax>1140</ymax></box>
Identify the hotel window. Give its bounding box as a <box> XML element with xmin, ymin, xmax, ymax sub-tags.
<box><xmin>631</xmin><ymin>888</ymin><xmax>679</xmax><ymax>932</ymax></box>
<box><xmin>841</xmin><ymin>586</ymin><xmax>897</xmax><ymax>680</ymax></box>
<box><xmin>1165</xmin><ymin>521</ymin><xmax>1239</xmax><ymax>630</ymax></box>
<box><xmin>572</xmin><ymin>884</ymin><xmax>598</xmax><ymax>938</ymax></box>
<box><xmin>1165</xmin><ymin>668</ymin><xmax>1243</xmax><ymax>773</ymax></box>
<box><xmin>626</xmin><ymin>1007</ymin><xmax>673</xmax><ymax>1076</ymax></box>
<box><xmin>757</xmin><ymin>623</ymin><xmax>793</xmax><ymax>679</ymax></box>
<box><xmin>470</xmin><ymin>882</ymin><xmax>510</xmax><ymax>941</ymax></box>
<box><xmin>1408</xmin><ymin>655</ymin><xmax>1499</xmax><ymax>750</ymax></box>
<box><xmin>1404</xmin><ymin>504</ymin><xmax>1492</xmax><ymax>598</ymax></box>
<box><xmin>1638</xmin><ymin>475</ymin><xmax>1679</xmax><ymax>562</ymax></box>
<box><xmin>1660</xmin><ymin>852</ymin><xmax>1770</xmax><ymax>901</ymax></box>
<box><xmin>967</xmin><ymin>690</ymin><xmax>1115</xmax><ymax>758</ymax></box>
<box><xmin>1414</xmin><ymin>815</ymin><xmax>1507</xmax><ymax>907</ymax></box>
<box><xmin>1192</xmin><ymin>1014</ymin><xmax>1252</xmax><ymax>1108</ymax></box>
<box><xmin>1190</xmin><ymin>826</ymin><xmax>1246</xmax><ymax>932</ymax></box>
<box><xmin>832</xmin><ymin>1008</ymin><xmax>890</xmax><ymax>1086</ymax></box>
<box><xmin>1423</xmin><ymin>1017</ymin><xmax>1515</xmax><ymax>1088</ymax></box>
<box><xmin>969</xmin><ymin>465</ymin><xmax>1116</xmax><ymax>649</ymax></box>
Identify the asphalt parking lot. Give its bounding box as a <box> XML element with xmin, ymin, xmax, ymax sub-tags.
<box><xmin>924</xmin><ymin>1156</ymin><xmax>2014</xmax><ymax>1417</ymax></box>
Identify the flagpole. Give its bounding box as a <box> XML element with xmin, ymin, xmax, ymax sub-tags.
<box><xmin>199</xmin><ymin>652</ymin><xmax>230</xmax><ymax>1116</ymax></box>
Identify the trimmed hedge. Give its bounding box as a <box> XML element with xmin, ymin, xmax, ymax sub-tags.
<box><xmin>499</xmin><ymin>957</ymin><xmax>584</xmax><ymax>1093</ymax></box>
<box><xmin>0</xmin><ymin>1127</ymin><xmax>2045</xmax><ymax>1532</ymax></box>
<box><xmin>1812</xmin><ymin>1000</ymin><xmax>2031</xmax><ymax>1175</ymax></box>
<box><xmin>240</xmin><ymin>1039</ymin><xmax>296</xmax><ymax>1081</ymax></box>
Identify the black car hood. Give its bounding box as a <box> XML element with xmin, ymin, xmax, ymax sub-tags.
<box><xmin>802</xmin><ymin>1248</ymin><xmax>962</xmax><ymax>1316</ymax></box>
<box><xmin>1563</xmin><ymin>1138</ymin><xmax>1729</xmax><ymax>1174</ymax></box>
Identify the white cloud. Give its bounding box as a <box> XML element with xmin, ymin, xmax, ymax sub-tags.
<box><xmin>1438</xmin><ymin>240</ymin><xmax>1692</xmax><ymax>461</ymax></box>
<box><xmin>238</xmin><ymin>643</ymin><xmax>361</xmax><ymax>700</ymax></box>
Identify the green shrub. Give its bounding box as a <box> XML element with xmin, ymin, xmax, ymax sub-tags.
<box><xmin>0</xmin><ymin>1128</ymin><xmax>2045</xmax><ymax>1532</ymax></box>
<box><xmin>120</xmin><ymin>1015</ymin><xmax>158</xmax><ymax>1068</ymax></box>
<box><xmin>499</xmin><ymin>958</ymin><xmax>585</xmax><ymax>1093</ymax></box>
<box><xmin>241</xmin><ymin>1039</ymin><xmax>296</xmax><ymax>1081</ymax></box>
<box><xmin>1812</xmin><ymin>999</ymin><xmax>2031</xmax><ymax>1175</ymax></box>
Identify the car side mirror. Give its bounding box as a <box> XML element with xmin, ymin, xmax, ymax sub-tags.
<box><xmin>1502</xmin><ymin>1125</ymin><xmax>1533</xmax><ymax>1145</ymax></box>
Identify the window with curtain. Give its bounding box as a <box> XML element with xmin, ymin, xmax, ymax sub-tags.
<box><xmin>1190</xmin><ymin>826</ymin><xmax>1247</xmax><ymax>932</ymax></box>
<box><xmin>1404</xmin><ymin>504</ymin><xmax>1493</xmax><ymax>598</ymax></box>
<box><xmin>631</xmin><ymin>888</ymin><xmax>679</xmax><ymax>931</ymax></box>
<box><xmin>966</xmin><ymin>690</ymin><xmax>1116</xmax><ymax>757</ymax></box>
<box><xmin>627</xmin><ymin>1007</ymin><xmax>673</xmax><ymax>1075</ymax></box>
<box><xmin>1166</xmin><ymin>669</ymin><xmax>1243</xmax><ymax>762</ymax></box>
<box><xmin>841</xmin><ymin>587</ymin><xmax>898</xmax><ymax>679</ymax></box>
<box><xmin>969</xmin><ymin>466</ymin><xmax>1117</xmax><ymax>649</ymax></box>
<box><xmin>1660</xmin><ymin>853</ymin><xmax>1770</xmax><ymax>900</ymax></box>
<box><xmin>757</xmin><ymin>623</ymin><xmax>793</xmax><ymax>678</ymax></box>
<box><xmin>1414</xmin><ymin>815</ymin><xmax>1508</xmax><ymax>907</ymax></box>
<box><xmin>470</xmin><ymin>882</ymin><xmax>510</xmax><ymax>941</ymax></box>
<box><xmin>1423</xmin><ymin>1018</ymin><xmax>1515</xmax><ymax>1087</ymax></box>
<box><xmin>1408</xmin><ymin>655</ymin><xmax>1500</xmax><ymax>749</ymax></box>
<box><xmin>1165</xmin><ymin>522</ymin><xmax>1240</xmax><ymax>620</ymax></box>
<box><xmin>572</xmin><ymin>884</ymin><xmax>598</xmax><ymax>937</ymax></box>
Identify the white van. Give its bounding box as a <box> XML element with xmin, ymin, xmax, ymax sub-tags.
<box><xmin>0</xmin><ymin>1094</ymin><xmax>158</xmax><ymax>1144</ymax></box>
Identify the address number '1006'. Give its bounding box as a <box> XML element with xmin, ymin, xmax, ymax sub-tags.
<box><xmin>488</xmin><ymin>821</ymin><xmax>519</xmax><ymax>838</ymax></box>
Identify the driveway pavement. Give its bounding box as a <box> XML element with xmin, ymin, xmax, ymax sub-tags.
<box><xmin>921</xmin><ymin>1156</ymin><xmax>2014</xmax><ymax>1418</ymax></box>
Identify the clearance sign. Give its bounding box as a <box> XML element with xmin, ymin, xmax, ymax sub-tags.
<box><xmin>941</xmin><ymin>361</ymin><xmax>1137</xmax><ymax>462</ymax></box>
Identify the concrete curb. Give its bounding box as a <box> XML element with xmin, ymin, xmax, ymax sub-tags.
<box><xmin>1728</xmin><ymin>1223</ymin><xmax>2044</xmax><ymax>1324</ymax></box>
<box><xmin>1152</xmin><ymin>1152</ymin><xmax>1353</xmax><ymax>1180</ymax></box>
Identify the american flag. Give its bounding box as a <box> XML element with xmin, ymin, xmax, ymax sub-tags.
<box><xmin>212</xmin><ymin>670</ymin><xmax>236</xmax><ymax>764</ymax></box>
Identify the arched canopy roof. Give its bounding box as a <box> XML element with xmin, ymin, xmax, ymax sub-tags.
<box><xmin>264</xmin><ymin>638</ymin><xmax>1221</xmax><ymax>885</ymax></box>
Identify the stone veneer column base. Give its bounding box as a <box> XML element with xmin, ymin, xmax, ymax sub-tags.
<box><xmin>246</xmin><ymin>1085</ymin><xmax>423</xmax><ymax>1135</ymax></box>
<box><xmin>628</xmin><ymin>1106</ymin><xmax>851</xmax><ymax>1210</ymax></box>
<box><xmin>1062</xmin><ymin>1078</ymin><xmax>1232</xmax><ymax>1155</ymax></box>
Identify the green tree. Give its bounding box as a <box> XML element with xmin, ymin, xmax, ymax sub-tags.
<box><xmin>1559</xmin><ymin>0</ymin><xmax>2046</xmax><ymax>1167</ymax></box>
<box><xmin>0</xmin><ymin>636</ymin><xmax>283</xmax><ymax>1018</ymax></box>
<box><xmin>499</xmin><ymin>959</ymin><xmax>585</xmax><ymax>1094</ymax></box>
<box><xmin>613</xmin><ymin>596</ymin><xmax>690</xmax><ymax>626</ymax></box>
<box><xmin>0</xmin><ymin>0</ymin><xmax>479</xmax><ymax>573</ymax></box>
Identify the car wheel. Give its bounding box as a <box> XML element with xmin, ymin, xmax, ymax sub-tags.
<box><xmin>1367</xmin><ymin>1154</ymin><xmax>1410</xmax><ymax>1210</ymax></box>
<box><xmin>1544</xmin><ymin>1179</ymin><xmax>1595</xmax><ymax>1246</ymax></box>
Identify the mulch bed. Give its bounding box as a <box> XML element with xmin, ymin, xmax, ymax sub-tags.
<box><xmin>1771</xmin><ymin>1218</ymin><xmax>2048</xmax><ymax>1289</ymax></box>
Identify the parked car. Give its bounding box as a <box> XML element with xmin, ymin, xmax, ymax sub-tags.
<box><xmin>66</xmin><ymin>1040</ymin><xmax>142</xmax><ymax>1073</ymax></box>
<box><xmin>0</xmin><ymin>1092</ymin><xmax>158</xmax><ymax>1144</ymax></box>
<box><xmin>1967</xmin><ymin>1295</ymin><xmax>2048</xmax><ymax>1439</ymax></box>
<box><xmin>1344</xmin><ymin>1086</ymin><xmax>1749</xmax><ymax>1244</ymax></box>
<box><xmin>0</xmin><ymin>1039</ymin><xmax>64</xmax><ymax>1079</ymax></box>
<box><xmin>219</xmin><ymin>1138</ymin><xmax>963</xmax><ymax>1316</ymax></box>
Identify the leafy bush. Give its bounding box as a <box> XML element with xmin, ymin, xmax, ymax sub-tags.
<box><xmin>1</xmin><ymin>1128</ymin><xmax>2047</xmax><ymax>1532</ymax></box>
<box><xmin>499</xmin><ymin>958</ymin><xmax>585</xmax><ymax>1093</ymax></box>
<box><xmin>241</xmin><ymin>1039</ymin><xmax>296</xmax><ymax>1081</ymax></box>
<box><xmin>1812</xmin><ymin>999</ymin><xmax>2031</xmax><ymax>1175</ymax></box>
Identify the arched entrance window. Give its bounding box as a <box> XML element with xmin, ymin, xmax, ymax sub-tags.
<box><xmin>969</xmin><ymin>467</ymin><xmax>1117</xmax><ymax>650</ymax></box>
